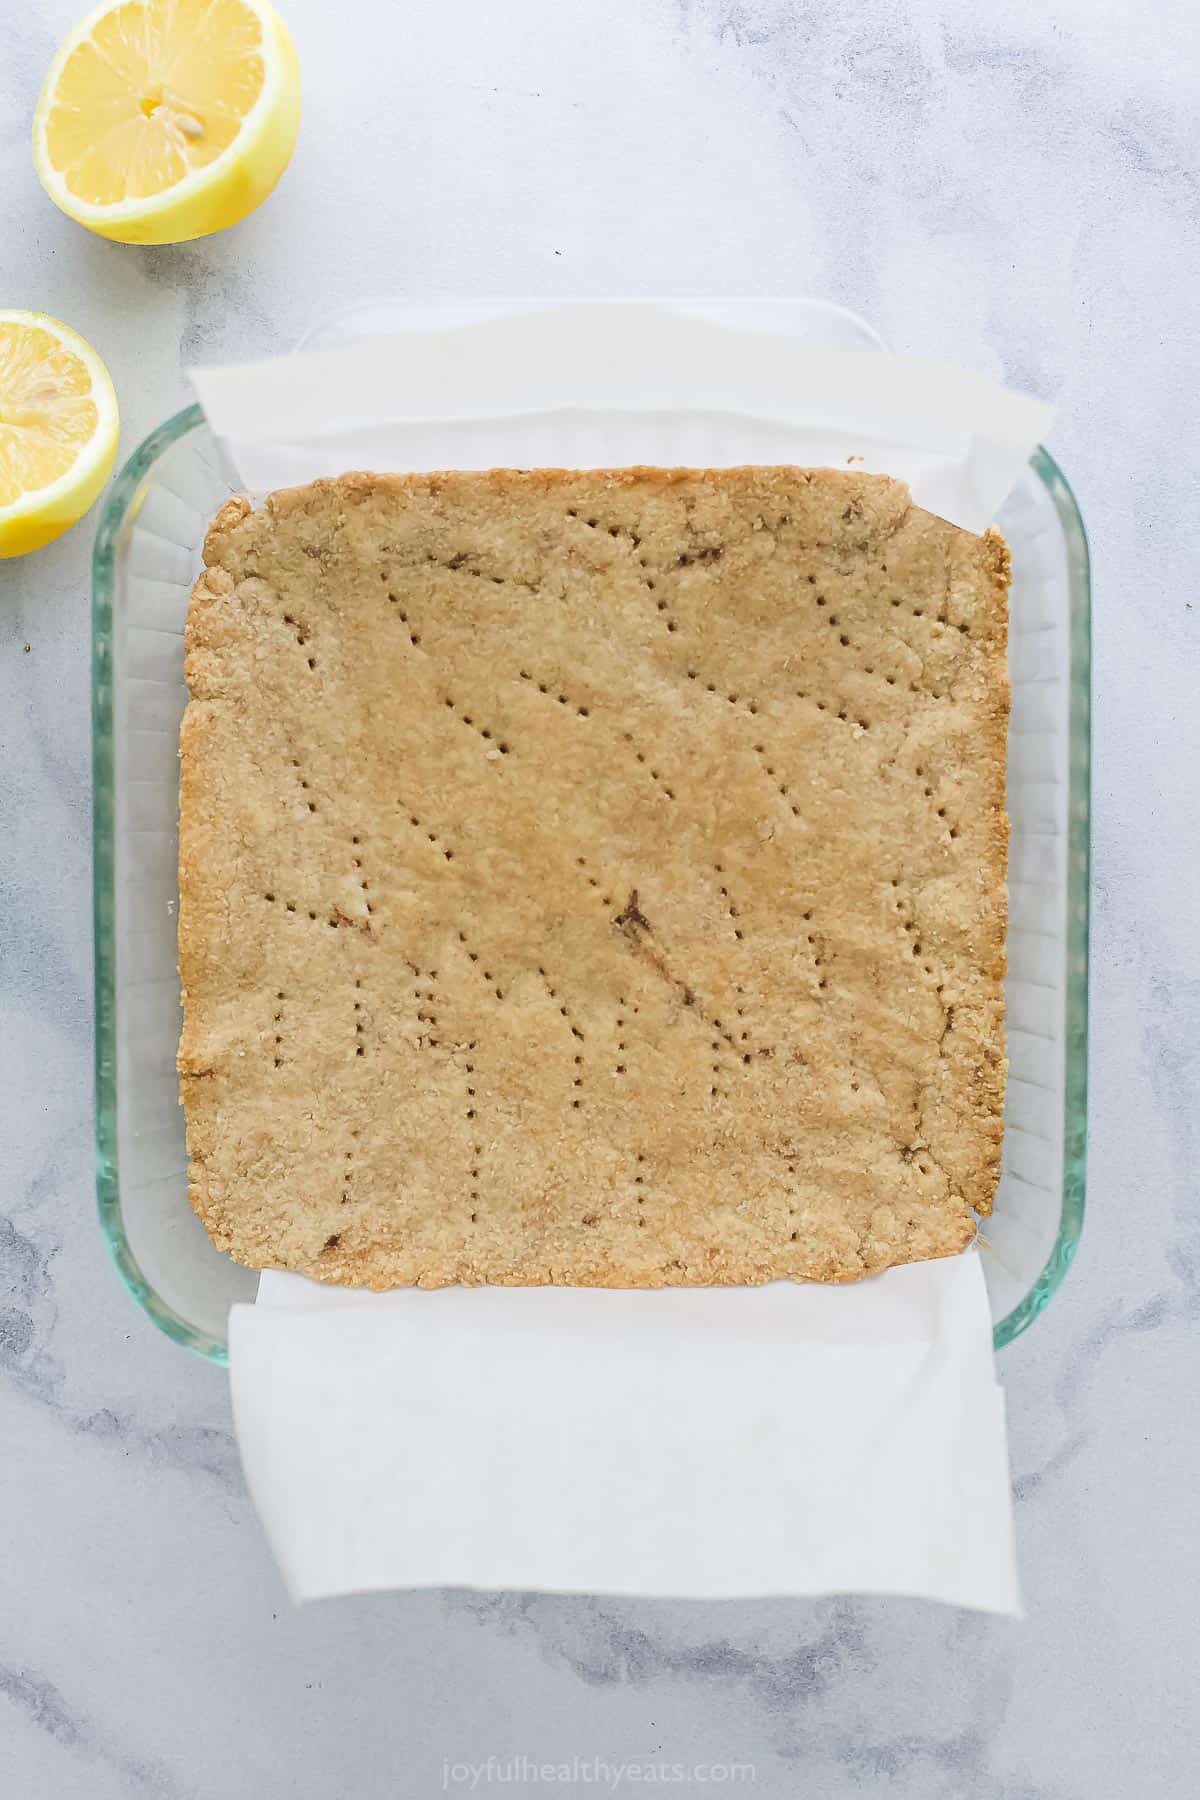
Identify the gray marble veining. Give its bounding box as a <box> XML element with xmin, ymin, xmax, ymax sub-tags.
<box><xmin>2</xmin><ymin>0</ymin><xmax>1198</xmax><ymax>1794</ymax></box>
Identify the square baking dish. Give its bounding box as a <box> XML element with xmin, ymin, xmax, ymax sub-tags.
<box><xmin>92</xmin><ymin>314</ymin><xmax>1089</xmax><ymax>1363</ymax></box>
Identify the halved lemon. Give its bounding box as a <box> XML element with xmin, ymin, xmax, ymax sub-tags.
<box><xmin>33</xmin><ymin>0</ymin><xmax>301</xmax><ymax>245</ymax></box>
<box><xmin>0</xmin><ymin>312</ymin><xmax>119</xmax><ymax>559</ymax></box>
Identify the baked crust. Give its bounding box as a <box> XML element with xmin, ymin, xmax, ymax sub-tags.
<box><xmin>179</xmin><ymin>467</ymin><xmax>1008</xmax><ymax>1288</ymax></box>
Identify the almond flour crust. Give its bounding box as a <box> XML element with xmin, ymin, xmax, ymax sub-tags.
<box><xmin>179</xmin><ymin>466</ymin><xmax>1009</xmax><ymax>1288</ymax></box>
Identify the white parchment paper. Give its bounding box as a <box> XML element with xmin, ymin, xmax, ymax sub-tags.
<box><xmin>237</xmin><ymin>1254</ymin><xmax>1014</xmax><ymax>1608</ymax></box>
<box><xmin>196</xmin><ymin>301</ymin><xmax>1042</xmax><ymax>1610</ymax></box>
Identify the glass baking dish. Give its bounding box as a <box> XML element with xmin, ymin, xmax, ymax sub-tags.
<box><xmin>92</xmin><ymin>330</ymin><xmax>1090</xmax><ymax>1365</ymax></box>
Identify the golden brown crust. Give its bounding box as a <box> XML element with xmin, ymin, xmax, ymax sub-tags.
<box><xmin>179</xmin><ymin>466</ymin><xmax>1008</xmax><ymax>1288</ymax></box>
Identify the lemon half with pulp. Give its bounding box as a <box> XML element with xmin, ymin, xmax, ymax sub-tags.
<box><xmin>34</xmin><ymin>0</ymin><xmax>300</xmax><ymax>245</ymax></box>
<box><xmin>0</xmin><ymin>312</ymin><xmax>119</xmax><ymax>559</ymax></box>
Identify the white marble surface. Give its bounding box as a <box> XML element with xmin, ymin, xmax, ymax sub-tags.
<box><xmin>2</xmin><ymin>0</ymin><xmax>1198</xmax><ymax>1792</ymax></box>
